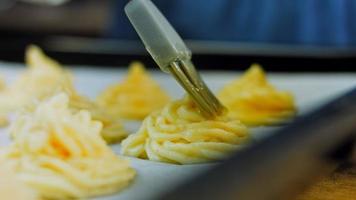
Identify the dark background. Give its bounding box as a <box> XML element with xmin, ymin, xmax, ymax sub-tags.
<box><xmin>0</xmin><ymin>0</ymin><xmax>355</xmax><ymax>71</ymax></box>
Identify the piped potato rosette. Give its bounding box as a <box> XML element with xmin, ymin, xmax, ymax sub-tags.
<box><xmin>121</xmin><ymin>96</ymin><xmax>249</xmax><ymax>164</ymax></box>
<box><xmin>97</xmin><ymin>62</ymin><xmax>170</xmax><ymax>120</ymax></box>
<box><xmin>0</xmin><ymin>45</ymin><xmax>127</xmax><ymax>143</ymax></box>
<box><xmin>0</xmin><ymin>166</ymin><xmax>39</xmax><ymax>200</ymax></box>
<box><xmin>69</xmin><ymin>94</ymin><xmax>127</xmax><ymax>143</ymax></box>
<box><xmin>218</xmin><ymin>64</ymin><xmax>296</xmax><ymax>126</ymax></box>
<box><xmin>0</xmin><ymin>93</ymin><xmax>135</xmax><ymax>199</ymax></box>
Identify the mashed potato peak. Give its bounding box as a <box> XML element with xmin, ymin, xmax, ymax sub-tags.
<box><xmin>0</xmin><ymin>45</ymin><xmax>74</xmax><ymax>112</ymax></box>
<box><xmin>0</xmin><ymin>45</ymin><xmax>127</xmax><ymax>142</ymax></box>
<box><xmin>0</xmin><ymin>93</ymin><xmax>135</xmax><ymax>199</ymax></box>
<box><xmin>218</xmin><ymin>64</ymin><xmax>296</xmax><ymax>126</ymax></box>
<box><xmin>97</xmin><ymin>62</ymin><xmax>170</xmax><ymax>120</ymax></box>
<box><xmin>121</xmin><ymin>96</ymin><xmax>249</xmax><ymax>164</ymax></box>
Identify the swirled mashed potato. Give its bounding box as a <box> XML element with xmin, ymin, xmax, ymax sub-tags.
<box><xmin>0</xmin><ymin>45</ymin><xmax>126</xmax><ymax>142</ymax></box>
<box><xmin>0</xmin><ymin>77</ymin><xmax>8</xmax><ymax>126</ymax></box>
<box><xmin>218</xmin><ymin>64</ymin><xmax>296</xmax><ymax>126</ymax></box>
<box><xmin>97</xmin><ymin>62</ymin><xmax>170</xmax><ymax>120</ymax></box>
<box><xmin>0</xmin><ymin>166</ymin><xmax>39</xmax><ymax>200</ymax></box>
<box><xmin>69</xmin><ymin>93</ymin><xmax>127</xmax><ymax>143</ymax></box>
<box><xmin>121</xmin><ymin>96</ymin><xmax>249</xmax><ymax>164</ymax></box>
<box><xmin>0</xmin><ymin>93</ymin><xmax>135</xmax><ymax>199</ymax></box>
<box><xmin>0</xmin><ymin>45</ymin><xmax>73</xmax><ymax>112</ymax></box>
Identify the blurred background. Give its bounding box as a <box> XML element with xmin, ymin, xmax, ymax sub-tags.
<box><xmin>0</xmin><ymin>0</ymin><xmax>355</xmax><ymax>71</ymax></box>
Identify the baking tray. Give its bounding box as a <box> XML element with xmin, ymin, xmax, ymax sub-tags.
<box><xmin>0</xmin><ymin>62</ymin><xmax>355</xmax><ymax>200</ymax></box>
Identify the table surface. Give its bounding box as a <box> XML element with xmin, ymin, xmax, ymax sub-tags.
<box><xmin>297</xmin><ymin>166</ymin><xmax>356</xmax><ymax>200</ymax></box>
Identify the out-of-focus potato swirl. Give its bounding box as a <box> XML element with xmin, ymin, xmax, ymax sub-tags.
<box><xmin>0</xmin><ymin>45</ymin><xmax>127</xmax><ymax>142</ymax></box>
<box><xmin>97</xmin><ymin>62</ymin><xmax>170</xmax><ymax>120</ymax></box>
<box><xmin>0</xmin><ymin>45</ymin><xmax>74</xmax><ymax>112</ymax></box>
<box><xmin>0</xmin><ymin>93</ymin><xmax>135</xmax><ymax>199</ymax></box>
<box><xmin>0</xmin><ymin>166</ymin><xmax>39</xmax><ymax>200</ymax></box>
<box><xmin>0</xmin><ymin>77</ymin><xmax>8</xmax><ymax>126</ymax></box>
<box><xmin>69</xmin><ymin>94</ymin><xmax>127</xmax><ymax>143</ymax></box>
<box><xmin>121</xmin><ymin>96</ymin><xmax>249</xmax><ymax>164</ymax></box>
<box><xmin>218</xmin><ymin>64</ymin><xmax>296</xmax><ymax>126</ymax></box>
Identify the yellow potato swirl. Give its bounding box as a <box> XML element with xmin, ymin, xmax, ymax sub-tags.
<box><xmin>0</xmin><ymin>166</ymin><xmax>39</xmax><ymax>200</ymax></box>
<box><xmin>218</xmin><ymin>64</ymin><xmax>296</xmax><ymax>126</ymax></box>
<box><xmin>97</xmin><ymin>62</ymin><xmax>170</xmax><ymax>120</ymax></box>
<box><xmin>0</xmin><ymin>45</ymin><xmax>127</xmax><ymax>142</ymax></box>
<box><xmin>69</xmin><ymin>94</ymin><xmax>127</xmax><ymax>143</ymax></box>
<box><xmin>0</xmin><ymin>45</ymin><xmax>74</xmax><ymax>112</ymax></box>
<box><xmin>121</xmin><ymin>96</ymin><xmax>249</xmax><ymax>164</ymax></box>
<box><xmin>0</xmin><ymin>93</ymin><xmax>135</xmax><ymax>199</ymax></box>
<box><xmin>0</xmin><ymin>77</ymin><xmax>8</xmax><ymax>126</ymax></box>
